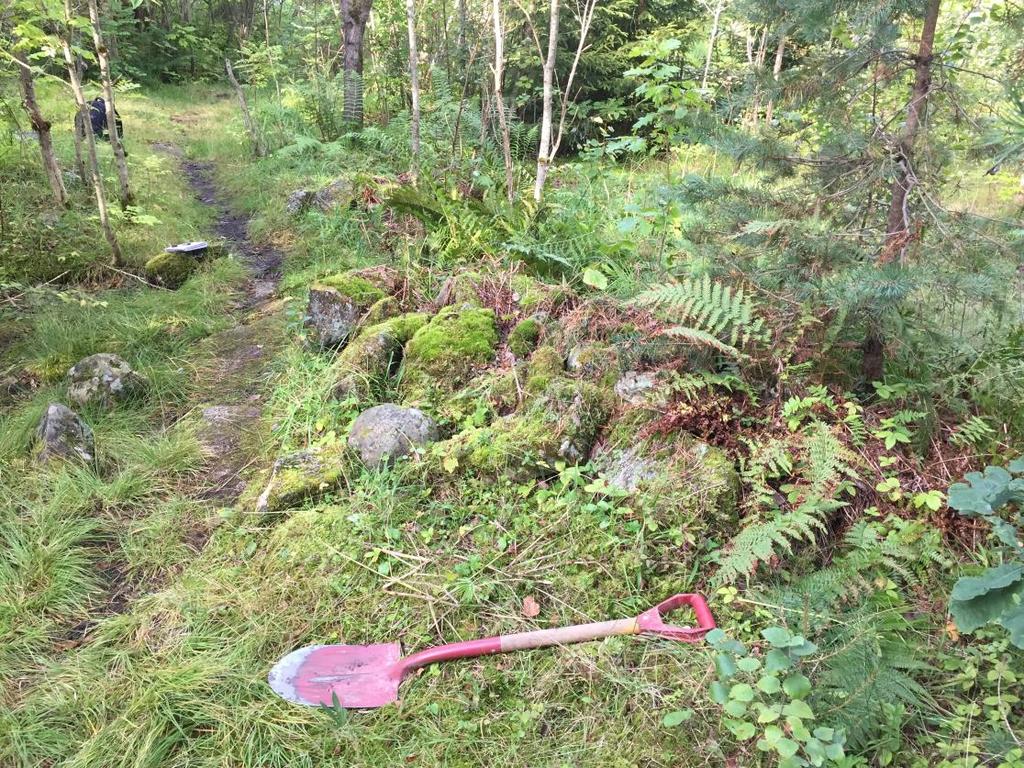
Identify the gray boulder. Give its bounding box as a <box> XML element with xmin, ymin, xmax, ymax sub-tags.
<box><xmin>286</xmin><ymin>178</ymin><xmax>354</xmax><ymax>215</ymax></box>
<box><xmin>67</xmin><ymin>353</ymin><xmax>147</xmax><ymax>408</ymax></box>
<box><xmin>37</xmin><ymin>403</ymin><xmax>95</xmax><ymax>464</ymax></box>
<box><xmin>348</xmin><ymin>404</ymin><xmax>438</xmax><ymax>466</ymax></box>
<box><xmin>304</xmin><ymin>286</ymin><xmax>362</xmax><ymax>348</ymax></box>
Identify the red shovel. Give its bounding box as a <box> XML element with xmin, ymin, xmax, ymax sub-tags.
<box><xmin>268</xmin><ymin>593</ymin><xmax>715</xmax><ymax>709</ymax></box>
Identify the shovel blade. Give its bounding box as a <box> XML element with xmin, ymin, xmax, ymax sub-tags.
<box><xmin>268</xmin><ymin>643</ymin><xmax>403</xmax><ymax>709</ymax></box>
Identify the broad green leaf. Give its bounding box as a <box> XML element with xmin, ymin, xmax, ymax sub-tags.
<box><xmin>737</xmin><ymin>656</ymin><xmax>762</xmax><ymax>673</ymax></box>
<box><xmin>724</xmin><ymin>700</ymin><xmax>748</xmax><ymax>717</ymax></box>
<box><xmin>729</xmin><ymin>683</ymin><xmax>755</xmax><ymax>703</ymax></box>
<box><xmin>725</xmin><ymin>719</ymin><xmax>756</xmax><ymax>740</ymax></box>
<box><xmin>662</xmin><ymin>708</ymin><xmax>693</xmax><ymax>727</ymax></box>
<box><xmin>757</xmin><ymin>704</ymin><xmax>781</xmax><ymax>723</ymax></box>
<box><xmin>709</xmin><ymin>681</ymin><xmax>729</xmax><ymax>704</ymax></box>
<box><xmin>757</xmin><ymin>674</ymin><xmax>781</xmax><ymax>694</ymax></box>
<box><xmin>775</xmin><ymin>738</ymin><xmax>800</xmax><ymax>758</ymax></box>
<box><xmin>783</xmin><ymin>700</ymin><xmax>814</xmax><ymax>719</ymax></box>
<box><xmin>761</xmin><ymin>626</ymin><xmax>792</xmax><ymax>647</ymax></box>
<box><xmin>582</xmin><ymin>268</ymin><xmax>608</xmax><ymax>291</ymax></box>
<box><xmin>765</xmin><ymin>649</ymin><xmax>792</xmax><ymax>672</ymax></box>
<box><xmin>783</xmin><ymin>673</ymin><xmax>812</xmax><ymax>699</ymax></box>
<box><xmin>716</xmin><ymin>653</ymin><xmax>737</xmax><ymax>678</ymax></box>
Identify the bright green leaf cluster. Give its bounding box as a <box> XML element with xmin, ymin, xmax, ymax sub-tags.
<box><xmin>706</xmin><ymin>626</ymin><xmax>846</xmax><ymax>767</ymax></box>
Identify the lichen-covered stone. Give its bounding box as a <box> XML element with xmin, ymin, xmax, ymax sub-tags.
<box><xmin>567</xmin><ymin>342</ymin><xmax>620</xmax><ymax>386</ymax></box>
<box><xmin>144</xmin><ymin>252</ymin><xmax>197</xmax><ymax>289</ymax></box>
<box><xmin>614</xmin><ymin>370</ymin><xmax>666</xmax><ymax>407</ymax></box>
<box><xmin>67</xmin><ymin>353</ymin><xmax>148</xmax><ymax>409</ymax></box>
<box><xmin>286</xmin><ymin>178</ymin><xmax>355</xmax><ymax>215</ymax></box>
<box><xmin>434</xmin><ymin>271</ymin><xmax>484</xmax><ymax>309</ymax></box>
<box><xmin>348</xmin><ymin>404</ymin><xmax>438</xmax><ymax>466</ymax></box>
<box><xmin>431</xmin><ymin>376</ymin><xmax>612</xmax><ymax>478</ymax></box>
<box><xmin>401</xmin><ymin>307</ymin><xmax>498</xmax><ymax>401</ymax></box>
<box><xmin>36</xmin><ymin>403</ymin><xmax>94</xmax><ymax>464</ymax></box>
<box><xmin>594</xmin><ymin>413</ymin><xmax>739</xmax><ymax>537</ymax></box>
<box><xmin>508</xmin><ymin>317</ymin><xmax>542</xmax><ymax>357</ymax></box>
<box><xmin>330</xmin><ymin>313</ymin><xmax>429</xmax><ymax>401</ymax></box>
<box><xmin>254</xmin><ymin>441</ymin><xmax>352</xmax><ymax>513</ymax></box>
<box><xmin>304</xmin><ymin>273</ymin><xmax>388</xmax><ymax>349</ymax></box>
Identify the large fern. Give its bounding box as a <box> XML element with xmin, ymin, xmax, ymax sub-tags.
<box><xmin>633</xmin><ymin>275</ymin><xmax>768</xmax><ymax>358</ymax></box>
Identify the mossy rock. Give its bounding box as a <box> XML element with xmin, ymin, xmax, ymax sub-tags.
<box><xmin>364</xmin><ymin>296</ymin><xmax>402</xmax><ymax>325</ymax></box>
<box><xmin>428</xmin><ymin>376</ymin><xmax>613</xmax><ymax>479</ymax></box>
<box><xmin>595</xmin><ymin>411</ymin><xmax>739</xmax><ymax>539</ymax></box>
<box><xmin>250</xmin><ymin>440</ymin><xmax>354</xmax><ymax>513</ymax></box>
<box><xmin>304</xmin><ymin>271</ymin><xmax>393</xmax><ymax>349</ymax></box>
<box><xmin>145</xmin><ymin>252</ymin><xmax>198</xmax><ymax>289</ymax></box>
<box><xmin>508</xmin><ymin>317</ymin><xmax>542</xmax><ymax>357</ymax></box>
<box><xmin>330</xmin><ymin>313</ymin><xmax>430</xmax><ymax>401</ymax></box>
<box><xmin>434</xmin><ymin>271</ymin><xmax>484</xmax><ymax>308</ymax></box>
<box><xmin>401</xmin><ymin>307</ymin><xmax>498</xmax><ymax>405</ymax></box>
<box><xmin>511</xmin><ymin>274</ymin><xmax>570</xmax><ymax>313</ymax></box>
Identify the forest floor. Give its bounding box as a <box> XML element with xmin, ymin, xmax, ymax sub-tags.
<box><xmin>2</xmin><ymin>85</ymin><xmax>1022</xmax><ymax>768</ymax></box>
<box><xmin>0</xmin><ymin>88</ymin><xmax>726</xmax><ymax>768</ymax></box>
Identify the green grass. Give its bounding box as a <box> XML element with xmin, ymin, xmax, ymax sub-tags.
<box><xmin>2</xmin><ymin>82</ymin><xmax>1022</xmax><ymax>768</ymax></box>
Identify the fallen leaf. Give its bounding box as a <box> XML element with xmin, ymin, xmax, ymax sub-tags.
<box><xmin>522</xmin><ymin>595</ymin><xmax>540</xmax><ymax>618</ymax></box>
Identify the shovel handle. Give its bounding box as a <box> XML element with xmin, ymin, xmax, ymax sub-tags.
<box><xmin>400</xmin><ymin>594</ymin><xmax>714</xmax><ymax>674</ymax></box>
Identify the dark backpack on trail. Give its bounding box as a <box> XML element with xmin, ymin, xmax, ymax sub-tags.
<box><xmin>83</xmin><ymin>97</ymin><xmax>124</xmax><ymax>140</ymax></box>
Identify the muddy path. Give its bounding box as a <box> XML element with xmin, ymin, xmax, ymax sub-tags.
<box><xmin>156</xmin><ymin>142</ymin><xmax>288</xmax><ymax>504</ymax></box>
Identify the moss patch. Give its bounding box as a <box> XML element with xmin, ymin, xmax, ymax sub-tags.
<box><xmin>508</xmin><ymin>318</ymin><xmax>542</xmax><ymax>357</ymax></box>
<box><xmin>429</xmin><ymin>376</ymin><xmax>613</xmax><ymax>479</ymax></box>
<box><xmin>144</xmin><ymin>252</ymin><xmax>198</xmax><ymax>289</ymax></box>
<box><xmin>316</xmin><ymin>273</ymin><xmax>387</xmax><ymax>305</ymax></box>
<box><xmin>401</xmin><ymin>307</ymin><xmax>499</xmax><ymax>405</ymax></box>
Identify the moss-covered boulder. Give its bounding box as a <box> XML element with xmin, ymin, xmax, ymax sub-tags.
<box><xmin>252</xmin><ymin>440</ymin><xmax>353</xmax><ymax>513</ymax></box>
<box><xmin>303</xmin><ymin>273</ymin><xmax>387</xmax><ymax>349</ymax></box>
<box><xmin>401</xmin><ymin>307</ymin><xmax>499</xmax><ymax>404</ymax></box>
<box><xmin>330</xmin><ymin>313</ymin><xmax>429</xmax><ymax>401</ymax></box>
<box><xmin>144</xmin><ymin>252</ymin><xmax>198</xmax><ymax>289</ymax></box>
<box><xmin>508</xmin><ymin>317</ymin><xmax>542</xmax><ymax>358</ymax></box>
<box><xmin>430</xmin><ymin>376</ymin><xmax>613</xmax><ymax>478</ymax></box>
<box><xmin>594</xmin><ymin>411</ymin><xmax>739</xmax><ymax>538</ymax></box>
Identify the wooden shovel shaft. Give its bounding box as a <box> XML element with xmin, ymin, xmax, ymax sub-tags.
<box><xmin>399</xmin><ymin>618</ymin><xmax>640</xmax><ymax>674</ymax></box>
<box><xmin>398</xmin><ymin>594</ymin><xmax>715</xmax><ymax>677</ymax></box>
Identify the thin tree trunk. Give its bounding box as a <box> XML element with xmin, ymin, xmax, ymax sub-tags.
<box><xmin>60</xmin><ymin>23</ymin><xmax>122</xmax><ymax>266</ymax></box>
<box><xmin>405</xmin><ymin>0</ymin><xmax>421</xmax><ymax>171</ymax></box>
<box><xmin>13</xmin><ymin>47</ymin><xmax>68</xmax><ymax>208</ymax></box>
<box><xmin>263</xmin><ymin>0</ymin><xmax>282</xmax><ymax>101</ymax></box>
<box><xmin>701</xmin><ymin>0</ymin><xmax>724</xmax><ymax>90</ymax></box>
<box><xmin>456</xmin><ymin>0</ymin><xmax>467</xmax><ymax>64</ymax></box>
<box><xmin>880</xmin><ymin>0</ymin><xmax>941</xmax><ymax>265</ymax></box>
<box><xmin>491</xmin><ymin>0</ymin><xmax>514</xmax><ymax>200</ymax></box>
<box><xmin>86</xmin><ymin>0</ymin><xmax>134</xmax><ymax>209</ymax></box>
<box><xmin>225</xmin><ymin>58</ymin><xmax>267</xmax><ymax>157</ymax></box>
<box><xmin>764</xmin><ymin>33</ymin><xmax>785</xmax><ymax>125</ymax></box>
<box><xmin>533</xmin><ymin>0</ymin><xmax>559</xmax><ymax>202</ymax></box>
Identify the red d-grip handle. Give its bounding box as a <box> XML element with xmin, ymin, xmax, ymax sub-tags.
<box><xmin>636</xmin><ymin>593</ymin><xmax>715</xmax><ymax>642</ymax></box>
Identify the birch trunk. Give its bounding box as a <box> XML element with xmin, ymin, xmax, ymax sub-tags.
<box><xmin>491</xmin><ymin>0</ymin><xmax>514</xmax><ymax>200</ymax></box>
<box><xmin>86</xmin><ymin>0</ymin><xmax>134</xmax><ymax>209</ymax></box>
<box><xmin>533</xmin><ymin>0</ymin><xmax>559</xmax><ymax>202</ymax></box>
<box><xmin>701</xmin><ymin>0</ymin><xmax>724</xmax><ymax>90</ymax></box>
<box><xmin>340</xmin><ymin>0</ymin><xmax>373</xmax><ymax>128</ymax></box>
<box><xmin>60</xmin><ymin>29</ymin><xmax>122</xmax><ymax>266</ymax></box>
<box><xmin>405</xmin><ymin>0</ymin><xmax>421</xmax><ymax>171</ymax></box>
<box><xmin>764</xmin><ymin>34</ymin><xmax>785</xmax><ymax>125</ymax></box>
<box><xmin>14</xmin><ymin>48</ymin><xmax>68</xmax><ymax>208</ymax></box>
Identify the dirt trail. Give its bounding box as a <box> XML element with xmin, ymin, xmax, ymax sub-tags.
<box><xmin>158</xmin><ymin>143</ymin><xmax>287</xmax><ymax>503</ymax></box>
